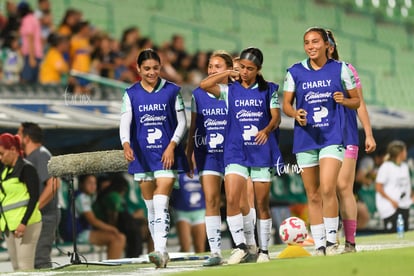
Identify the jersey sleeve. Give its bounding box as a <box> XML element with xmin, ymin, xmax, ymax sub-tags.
<box><xmin>283</xmin><ymin>71</ymin><xmax>295</xmax><ymax>92</ymax></box>
<box><xmin>175</xmin><ymin>92</ymin><xmax>185</xmax><ymax>111</ymax></box>
<box><xmin>341</xmin><ymin>62</ymin><xmax>356</xmax><ymax>90</ymax></box>
<box><xmin>347</xmin><ymin>63</ymin><xmax>362</xmax><ymax>89</ymax></box>
<box><xmin>191</xmin><ymin>95</ymin><xmax>197</xmax><ymax>113</ymax></box>
<box><xmin>271</xmin><ymin>89</ymin><xmax>280</xmax><ymax>109</ymax></box>
<box><xmin>120</xmin><ymin>92</ymin><xmax>132</xmax><ymax>145</ymax></box>
<box><xmin>218</xmin><ymin>84</ymin><xmax>229</xmax><ymax>106</ymax></box>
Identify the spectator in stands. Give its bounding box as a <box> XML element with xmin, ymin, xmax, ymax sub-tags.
<box><xmin>75</xmin><ymin>174</ymin><xmax>126</xmax><ymax>259</ymax></box>
<box><xmin>91</xmin><ymin>34</ymin><xmax>118</xmax><ymax>79</ymax></box>
<box><xmin>70</xmin><ymin>20</ymin><xmax>92</xmax><ymax>94</ymax></box>
<box><xmin>170</xmin><ymin>171</ymin><xmax>206</xmax><ymax>253</ymax></box>
<box><xmin>158</xmin><ymin>46</ymin><xmax>183</xmax><ymax>85</ymax></box>
<box><xmin>122</xmin><ymin>44</ymin><xmax>141</xmax><ymax>82</ymax></box>
<box><xmin>0</xmin><ymin>32</ymin><xmax>23</xmax><ymax>84</ymax></box>
<box><xmin>326</xmin><ymin>29</ymin><xmax>376</xmax><ymax>253</ymax></box>
<box><xmin>17</xmin><ymin>122</ymin><xmax>61</xmax><ymax>269</ymax></box>
<box><xmin>34</xmin><ymin>0</ymin><xmax>51</xmax><ymax>18</ymax></box>
<box><xmin>187</xmin><ymin>50</ymin><xmax>209</xmax><ymax>86</ymax></box>
<box><xmin>137</xmin><ymin>37</ymin><xmax>154</xmax><ymax>51</ymax></box>
<box><xmin>376</xmin><ymin>140</ymin><xmax>413</xmax><ymax>233</ymax></box>
<box><xmin>39</xmin><ymin>33</ymin><xmax>69</xmax><ymax>85</ymax></box>
<box><xmin>18</xmin><ymin>1</ymin><xmax>43</xmax><ymax>83</ymax></box>
<box><xmin>0</xmin><ymin>133</ymin><xmax>42</xmax><ymax>271</ymax></box>
<box><xmin>282</xmin><ymin>27</ymin><xmax>360</xmax><ymax>256</ymax></box>
<box><xmin>57</xmin><ymin>8</ymin><xmax>81</xmax><ymax>37</ymax></box>
<box><xmin>120</xmin><ymin>26</ymin><xmax>140</xmax><ymax>52</ymax></box>
<box><xmin>113</xmin><ymin>50</ymin><xmax>134</xmax><ymax>83</ymax></box>
<box><xmin>34</xmin><ymin>0</ymin><xmax>54</xmax><ymax>48</ymax></box>
<box><xmin>0</xmin><ymin>6</ymin><xmax>7</xmax><ymax>34</ymax></box>
<box><xmin>0</xmin><ymin>1</ymin><xmax>20</xmax><ymax>46</ymax></box>
<box><xmin>168</xmin><ymin>34</ymin><xmax>189</xmax><ymax>72</ymax></box>
<box><xmin>120</xmin><ymin>48</ymin><xmax>188</xmax><ymax>268</ymax></box>
<box><xmin>355</xmin><ymin>148</ymin><xmax>386</xmax><ymax>228</ymax></box>
<box><xmin>93</xmin><ymin>173</ymin><xmax>143</xmax><ymax>257</ymax></box>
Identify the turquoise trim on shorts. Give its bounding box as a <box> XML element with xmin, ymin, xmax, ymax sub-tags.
<box><xmin>134</xmin><ymin>170</ymin><xmax>177</xmax><ymax>181</ymax></box>
<box><xmin>174</xmin><ymin>209</ymin><xmax>206</xmax><ymax>225</ymax></box>
<box><xmin>296</xmin><ymin>144</ymin><xmax>345</xmax><ymax>168</ymax></box>
<box><xmin>198</xmin><ymin>170</ymin><xmax>223</xmax><ymax>178</ymax></box>
<box><xmin>225</xmin><ymin>164</ymin><xmax>272</xmax><ymax>182</ymax></box>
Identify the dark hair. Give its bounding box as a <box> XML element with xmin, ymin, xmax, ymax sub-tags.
<box><xmin>326</xmin><ymin>29</ymin><xmax>339</xmax><ymax>60</ymax></box>
<box><xmin>304</xmin><ymin>27</ymin><xmax>329</xmax><ymax>58</ymax></box>
<box><xmin>96</xmin><ymin>173</ymin><xmax>129</xmax><ymax>204</ymax></box>
<box><xmin>0</xmin><ymin>133</ymin><xmax>23</xmax><ymax>157</ymax></box>
<box><xmin>239</xmin><ymin>47</ymin><xmax>268</xmax><ymax>91</ymax></box>
<box><xmin>21</xmin><ymin>122</ymin><xmax>43</xmax><ymax>143</ymax></box>
<box><xmin>47</xmin><ymin>33</ymin><xmax>68</xmax><ymax>47</ymax></box>
<box><xmin>59</xmin><ymin>8</ymin><xmax>79</xmax><ymax>28</ymax></box>
<box><xmin>136</xmin><ymin>48</ymin><xmax>161</xmax><ymax>67</ymax></box>
<box><xmin>72</xmin><ymin>20</ymin><xmax>89</xmax><ymax>34</ymax></box>
<box><xmin>3</xmin><ymin>32</ymin><xmax>19</xmax><ymax>49</ymax></box>
<box><xmin>17</xmin><ymin>2</ymin><xmax>32</xmax><ymax>17</ymax></box>
<box><xmin>78</xmin><ymin>174</ymin><xmax>96</xmax><ymax>189</ymax></box>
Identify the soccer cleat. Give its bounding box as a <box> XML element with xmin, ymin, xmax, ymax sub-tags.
<box><xmin>313</xmin><ymin>246</ymin><xmax>326</xmax><ymax>256</ymax></box>
<box><xmin>256</xmin><ymin>252</ymin><xmax>270</xmax><ymax>263</ymax></box>
<box><xmin>240</xmin><ymin>244</ymin><xmax>258</xmax><ymax>263</ymax></box>
<box><xmin>203</xmin><ymin>252</ymin><xmax>224</xmax><ymax>267</ymax></box>
<box><xmin>325</xmin><ymin>243</ymin><xmax>339</xmax><ymax>256</ymax></box>
<box><xmin>148</xmin><ymin>251</ymin><xmax>169</xmax><ymax>268</ymax></box>
<box><xmin>227</xmin><ymin>248</ymin><xmax>248</xmax><ymax>265</ymax></box>
<box><xmin>342</xmin><ymin>242</ymin><xmax>357</xmax><ymax>254</ymax></box>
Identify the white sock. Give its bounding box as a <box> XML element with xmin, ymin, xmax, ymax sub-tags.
<box><xmin>205</xmin><ymin>216</ymin><xmax>222</xmax><ymax>255</ymax></box>
<box><xmin>144</xmin><ymin>199</ymin><xmax>155</xmax><ymax>239</ymax></box>
<box><xmin>324</xmin><ymin>217</ymin><xmax>339</xmax><ymax>245</ymax></box>
<box><xmin>227</xmin><ymin>214</ymin><xmax>246</xmax><ymax>247</ymax></box>
<box><xmin>257</xmin><ymin>219</ymin><xmax>272</xmax><ymax>251</ymax></box>
<box><xmin>310</xmin><ymin>223</ymin><xmax>326</xmax><ymax>250</ymax></box>
<box><xmin>251</xmin><ymin>208</ymin><xmax>257</xmax><ymax>226</ymax></box>
<box><xmin>243</xmin><ymin>208</ymin><xmax>256</xmax><ymax>246</ymax></box>
<box><xmin>153</xmin><ymin>194</ymin><xmax>170</xmax><ymax>253</ymax></box>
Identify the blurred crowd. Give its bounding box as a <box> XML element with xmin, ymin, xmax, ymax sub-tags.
<box><xmin>0</xmin><ymin>0</ymin><xmax>213</xmax><ymax>94</ymax></box>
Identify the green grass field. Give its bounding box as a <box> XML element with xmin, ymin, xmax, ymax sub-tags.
<box><xmin>3</xmin><ymin>231</ymin><xmax>414</xmax><ymax>275</ymax></box>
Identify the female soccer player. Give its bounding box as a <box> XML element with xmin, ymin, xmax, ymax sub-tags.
<box><xmin>120</xmin><ymin>48</ymin><xmax>188</xmax><ymax>268</ymax></box>
<box><xmin>326</xmin><ymin>29</ymin><xmax>376</xmax><ymax>253</ymax></box>
<box><xmin>282</xmin><ymin>27</ymin><xmax>360</xmax><ymax>256</ymax></box>
<box><xmin>200</xmin><ymin>47</ymin><xmax>282</xmax><ymax>264</ymax></box>
<box><xmin>186</xmin><ymin>50</ymin><xmax>257</xmax><ymax>265</ymax></box>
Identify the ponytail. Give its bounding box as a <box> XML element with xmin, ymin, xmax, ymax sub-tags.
<box><xmin>256</xmin><ymin>73</ymin><xmax>268</xmax><ymax>92</ymax></box>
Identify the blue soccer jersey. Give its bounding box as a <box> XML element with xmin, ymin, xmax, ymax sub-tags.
<box><xmin>192</xmin><ymin>87</ymin><xmax>227</xmax><ymax>173</ymax></box>
<box><xmin>285</xmin><ymin>59</ymin><xmax>355</xmax><ymax>153</ymax></box>
<box><xmin>220</xmin><ymin>81</ymin><xmax>282</xmax><ymax>168</ymax></box>
<box><xmin>125</xmin><ymin>78</ymin><xmax>188</xmax><ymax>174</ymax></box>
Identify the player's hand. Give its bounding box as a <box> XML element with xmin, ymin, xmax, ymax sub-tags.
<box><xmin>295</xmin><ymin>109</ymin><xmax>307</xmax><ymax>126</ymax></box>
<box><xmin>123</xmin><ymin>143</ymin><xmax>135</xmax><ymax>162</ymax></box>
<box><xmin>161</xmin><ymin>143</ymin><xmax>175</xmax><ymax>170</ymax></box>
<box><xmin>333</xmin><ymin>91</ymin><xmax>345</xmax><ymax>104</ymax></box>
<box><xmin>365</xmin><ymin>135</ymin><xmax>376</xmax><ymax>153</ymax></box>
<box><xmin>255</xmin><ymin>130</ymin><xmax>269</xmax><ymax>145</ymax></box>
